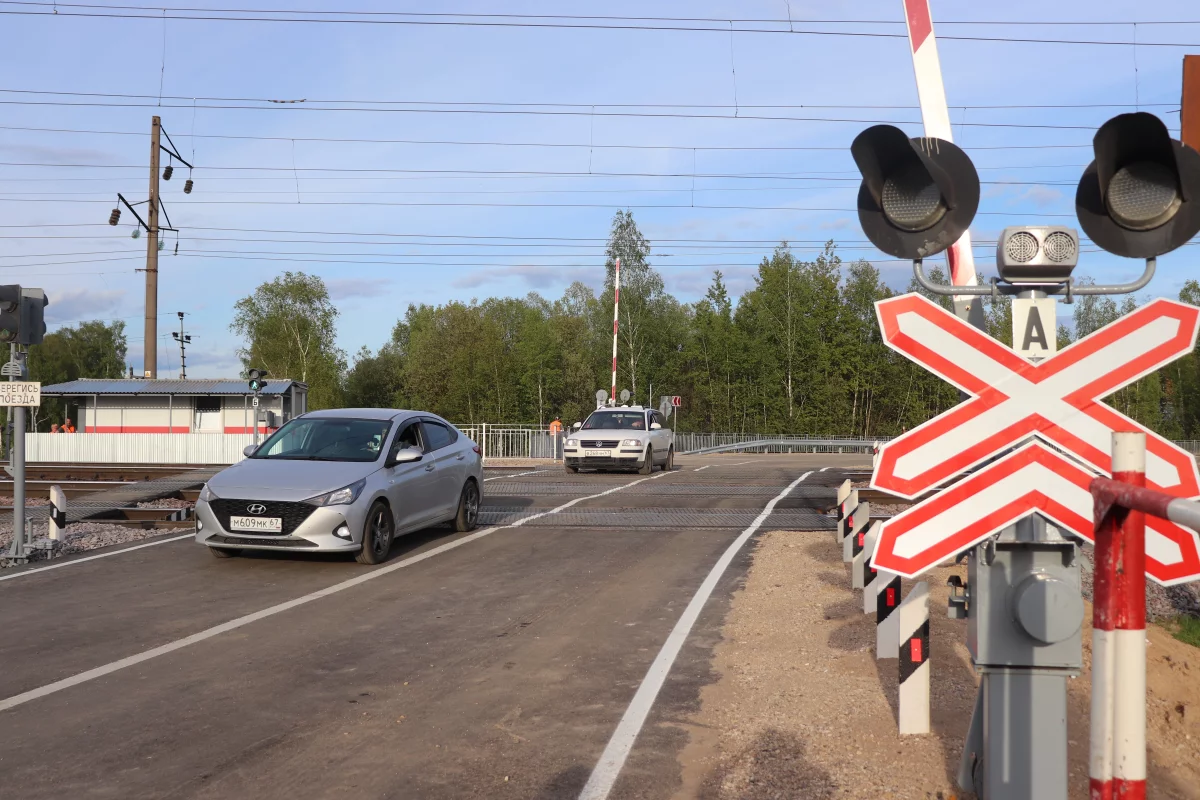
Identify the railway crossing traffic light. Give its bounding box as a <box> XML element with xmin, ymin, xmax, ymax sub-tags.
<box><xmin>1076</xmin><ymin>112</ymin><xmax>1200</xmax><ymax>259</ymax></box>
<box><xmin>850</xmin><ymin>124</ymin><xmax>980</xmax><ymax>261</ymax></box>
<box><xmin>0</xmin><ymin>285</ymin><xmax>47</xmax><ymax>346</ymax></box>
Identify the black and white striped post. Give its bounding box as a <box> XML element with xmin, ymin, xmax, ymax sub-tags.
<box><xmin>875</xmin><ymin>572</ymin><xmax>902</xmax><ymax>657</ymax></box>
<box><xmin>836</xmin><ymin>485</ymin><xmax>858</xmax><ymax>546</ymax></box>
<box><xmin>48</xmin><ymin>485</ymin><xmax>66</xmax><ymax>542</ymax></box>
<box><xmin>834</xmin><ymin>480</ymin><xmax>850</xmax><ymax>543</ymax></box>
<box><xmin>851</xmin><ymin>521</ymin><xmax>879</xmax><ymax>590</ymax></box>
<box><xmin>843</xmin><ymin>500</ymin><xmax>869</xmax><ymax>563</ymax></box>
<box><xmin>897</xmin><ymin>581</ymin><xmax>931</xmax><ymax>735</ymax></box>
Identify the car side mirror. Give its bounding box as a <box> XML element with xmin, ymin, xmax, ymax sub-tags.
<box><xmin>387</xmin><ymin>446</ymin><xmax>423</xmax><ymax>467</ymax></box>
<box><xmin>650</xmin><ymin>422</ymin><xmax>662</xmax><ymax>430</ymax></box>
<box><xmin>243</xmin><ymin>444</ymin><xmax>258</xmax><ymax>457</ymax></box>
<box><xmin>572</xmin><ymin>422</ymin><xmax>582</xmax><ymax>430</ymax></box>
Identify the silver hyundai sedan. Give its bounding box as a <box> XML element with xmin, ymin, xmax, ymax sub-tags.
<box><xmin>194</xmin><ymin>409</ymin><xmax>483</xmax><ymax>564</ymax></box>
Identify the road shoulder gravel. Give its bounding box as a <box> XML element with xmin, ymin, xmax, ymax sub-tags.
<box><xmin>673</xmin><ymin>530</ymin><xmax>1200</xmax><ymax>800</ymax></box>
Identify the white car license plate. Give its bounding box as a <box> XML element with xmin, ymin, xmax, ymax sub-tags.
<box><xmin>584</xmin><ymin>449</ymin><xmax>611</xmax><ymax>457</ymax></box>
<box><xmin>229</xmin><ymin>515</ymin><xmax>283</xmax><ymax>533</ymax></box>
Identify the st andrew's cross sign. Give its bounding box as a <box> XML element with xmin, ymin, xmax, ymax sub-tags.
<box><xmin>869</xmin><ymin>293</ymin><xmax>1200</xmax><ymax>585</ymax></box>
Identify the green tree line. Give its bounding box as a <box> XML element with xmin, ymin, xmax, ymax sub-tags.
<box><xmin>19</xmin><ymin>210</ymin><xmax>1200</xmax><ymax>442</ymax></box>
<box><xmin>236</xmin><ymin>210</ymin><xmax>1200</xmax><ymax>439</ymax></box>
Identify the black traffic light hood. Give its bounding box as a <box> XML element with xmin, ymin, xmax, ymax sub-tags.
<box><xmin>852</xmin><ymin>125</ymin><xmax>980</xmax><ymax>261</ymax></box>
<box><xmin>1076</xmin><ymin>112</ymin><xmax>1200</xmax><ymax>259</ymax></box>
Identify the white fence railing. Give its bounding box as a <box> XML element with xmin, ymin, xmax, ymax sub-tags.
<box><xmin>25</xmin><ymin>433</ymin><xmax>257</xmax><ymax>465</ymax></box>
<box><xmin>21</xmin><ymin>429</ymin><xmax>1200</xmax><ymax>466</ymax></box>
<box><xmin>458</xmin><ymin>426</ymin><xmax>562</xmax><ymax>461</ymax></box>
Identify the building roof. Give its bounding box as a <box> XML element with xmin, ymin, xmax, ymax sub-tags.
<box><xmin>41</xmin><ymin>378</ymin><xmax>305</xmax><ymax>396</ymax></box>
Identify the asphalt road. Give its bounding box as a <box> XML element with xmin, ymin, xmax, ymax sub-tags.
<box><xmin>0</xmin><ymin>454</ymin><xmax>865</xmax><ymax>800</ymax></box>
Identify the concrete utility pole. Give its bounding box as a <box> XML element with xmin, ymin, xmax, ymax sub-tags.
<box><xmin>144</xmin><ymin>115</ymin><xmax>161</xmax><ymax>379</ymax></box>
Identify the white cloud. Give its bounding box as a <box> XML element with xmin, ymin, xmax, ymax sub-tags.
<box><xmin>327</xmin><ymin>277</ymin><xmax>391</xmax><ymax>300</ymax></box>
<box><xmin>451</xmin><ymin>264</ymin><xmax>599</xmax><ymax>291</ymax></box>
<box><xmin>45</xmin><ymin>289</ymin><xmax>126</xmax><ymax>325</ymax></box>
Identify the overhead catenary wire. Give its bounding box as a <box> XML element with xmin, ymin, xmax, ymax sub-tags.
<box><xmin>0</xmin><ymin>96</ymin><xmax>1159</xmax><ymax>128</ymax></box>
<box><xmin>2</xmin><ymin>2</ymin><xmax>1200</xmax><ymax>47</ymax></box>
<box><xmin>0</xmin><ymin>124</ymin><xmax>1110</xmax><ymax>151</ymax></box>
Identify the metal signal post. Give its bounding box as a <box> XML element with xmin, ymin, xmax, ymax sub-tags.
<box><xmin>852</xmin><ymin>111</ymin><xmax>1200</xmax><ymax>799</ymax></box>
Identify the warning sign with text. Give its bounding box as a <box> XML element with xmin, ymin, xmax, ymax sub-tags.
<box><xmin>0</xmin><ymin>382</ymin><xmax>41</xmax><ymax>407</ymax></box>
<box><xmin>1011</xmin><ymin>296</ymin><xmax>1057</xmax><ymax>359</ymax></box>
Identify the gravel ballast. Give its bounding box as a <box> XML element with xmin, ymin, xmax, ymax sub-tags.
<box><xmin>674</xmin><ymin>530</ymin><xmax>1200</xmax><ymax>799</ymax></box>
<box><xmin>0</xmin><ymin>521</ymin><xmax>178</xmax><ymax>567</ymax></box>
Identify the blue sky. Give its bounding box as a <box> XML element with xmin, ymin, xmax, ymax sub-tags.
<box><xmin>2</xmin><ymin>0</ymin><xmax>1199</xmax><ymax>378</ymax></box>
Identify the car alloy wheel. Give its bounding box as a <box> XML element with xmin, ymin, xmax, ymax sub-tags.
<box><xmin>455</xmin><ymin>480</ymin><xmax>480</xmax><ymax>532</ymax></box>
<box><xmin>465</xmin><ymin>483</ymin><xmax>479</xmax><ymax>527</ymax></box>
<box><xmin>370</xmin><ymin>506</ymin><xmax>392</xmax><ymax>558</ymax></box>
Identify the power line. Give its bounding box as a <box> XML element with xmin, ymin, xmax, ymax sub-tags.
<box><xmin>0</xmin><ymin>197</ymin><xmax>1076</xmax><ymax>214</ymax></box>
<box><xmin>0</xmin><ymin>91</ymin><xmax>1176</xmax><ymax>113</ymax></box>
<box><xmin>0</xmin><ymin>97</ymin><xmax>1149</xmax><ymax>128</ymax></box>
<box><xmin>1</xmin><ymin>3</ymin><xmax>1199</xmax><ymax>47</ymax></box>
<box><xmin>3</xmin><ymin>3</ymin><xmax>1198</xmax><ymax>27</ymax></box>
<box><xmin>0</xmin><ymin>162</ymin><xmax>1092</xmax><ymax>182</ymax></box>
<box><xmin>0</xmin><ymin>124</ymin><xmax>1102</xmax><ymax>152</ymax></box>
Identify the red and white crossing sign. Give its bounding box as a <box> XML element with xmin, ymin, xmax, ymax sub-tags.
<box><xmin>874</xmin><ymin>442</ymin><xmax>1200</xmax><ymax>584</ymax></box>
<box><xmin>870</xmin><ymin>293</ymin><xmax>1200</xmax><ymax>585</ymax></box>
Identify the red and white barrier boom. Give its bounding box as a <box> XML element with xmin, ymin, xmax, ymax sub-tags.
<box><xmin>901</xmin><ymin>0</ymin><xmax>984</xmax><ymax>329</ymax></box>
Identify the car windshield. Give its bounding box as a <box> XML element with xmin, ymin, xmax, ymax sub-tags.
<box><xmin>581</xmin><ymin>411</ymin><xmax>646</xmax><ymax>430</ymax></box>
<box><xmin>251</xmin><ymin>418</ymin><xmax>393</xmax><ymax>462</ymax></box>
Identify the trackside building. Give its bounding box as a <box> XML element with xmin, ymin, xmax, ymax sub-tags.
<box><xmin>40</xmin><ymin>378</ymin><xmax>307</xmax><ymax>434</ymax></box>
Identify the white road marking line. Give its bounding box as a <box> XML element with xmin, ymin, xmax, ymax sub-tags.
<box><xmin>483</xmin><ymin>469</ymin><xmax>549</xmax><ymax>482</ymax></box>
<box><xmin>729</xmin><ymin>460</ymin><xmax>756</xmax><ymax>466</ymax></box>
<box><xmin>0</xmin><ymin>534</ymin><xmax>193</xmax><ymax>583</ymax></box>
<box><xmin>820</xmin><ymin>466</ymin><xmax>831</xmax><ymax>472</ymax></box>
<box><xmin>0</xmin><ymin>472</ymin><xmax>673</xmax><ymax>713</ymax></box>
<box><xmin>577</xmin><ymin>469</ymin><xmax>814</xmax><ymax>800</ymax></box>
<box><xmin>693</xmin><ymin>465</ymin><xmax>712</xmax><ymax>472</ymax></box>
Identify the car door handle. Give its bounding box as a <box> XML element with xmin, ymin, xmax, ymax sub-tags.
<box><xmin>456</xmin><ymin>453</ymin><xmax>465</xmax><ymax>460</ymax></box>
<box><xmin>424</xmin><ymin>464</ymin><xmax>435</xmax><ymax>472</ymax></box>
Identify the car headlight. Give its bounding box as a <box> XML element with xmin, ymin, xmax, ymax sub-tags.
<box><xmin>305</xmin><ymin>479</ymin><xmax>367</xmax><ymax>507</ymax></box>
<box><xmin>566</xmin><ymin>438</ymin><xmax>579</xmax><ymax>447</ymax></box>
<box><xmin>198</xmin><ymin>483</ymin><xmax>217</xmax><ymax>502</ymax></box>
<box><xmin>622</xmin><ymin>439</ymin><xmax>642</xmax><ymax>447</ymax></box>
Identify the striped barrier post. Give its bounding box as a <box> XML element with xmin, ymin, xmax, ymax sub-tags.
<box><xmin>49</xmin><ymin>485</ymin><xmax>66</xmax><ymax>541</ymax></box>
<box><xmin>898</xmin><ymin>581</ymin><xmax>931</xmax><ymax>735</ymax></box>
<box><xmin>852</xmin><ymin>521</ymin><xmax>879</xmax><ymax>590</ymax></box>
<box><xmin>843</xmin><ymin>501</ymin><xmax>869</xmax><ymax>563</ymax></box>
<box><xmin>834</xmin><ymin>481</ymin><xmax>851</xmax><ymax>544</ymax></box>
<box><xmin>1090</xmin><ymin>432</ymin><xmax>1147</xmax><ymax>800</ymax></box>
<box><xmin>875</xmin><ymin>572</ymin><xmax>902</xmax><ymax>657</ymax></box>
<box><xmin>836</xmin><ymin>487</ymin><xmax>858</xmax><ymax>546</ymax></box>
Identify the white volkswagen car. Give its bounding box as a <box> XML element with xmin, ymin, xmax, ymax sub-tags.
<box><xmin>563</xmin><ymin>406</ymin><xmax>674</xmax><ymax>474</ymax></box>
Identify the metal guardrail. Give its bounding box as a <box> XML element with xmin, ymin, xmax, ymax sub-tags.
<box><xmin>675</xmin><ymin>433</ymin><xmax>883</xmax><ymax>455</ymax></box>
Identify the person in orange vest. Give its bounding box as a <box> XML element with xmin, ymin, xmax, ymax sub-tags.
<box><xmin>62</xmin><ymin>418</ymin><xmax>76</xmax><ymax>433</ymax></box>
<box><xmin>548</xmin><ymin>416</ymin><xmax>563</xmax><ymax>435</ymax></box>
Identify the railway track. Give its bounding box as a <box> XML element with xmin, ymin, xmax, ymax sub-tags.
<box><xmin>14</xmin><ymin>464</ymin><xmax>215</xmax><ymax>482</ymax></box>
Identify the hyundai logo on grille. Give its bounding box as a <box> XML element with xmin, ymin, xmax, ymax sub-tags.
<box><xmin>246</xmin><ymin>503</ymin><xmax>267</xmax><ymax>515</ymax></box>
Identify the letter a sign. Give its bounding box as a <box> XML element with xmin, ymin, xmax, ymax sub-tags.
<box><xmin>870</xmin><ymin>293</ymin><xmax>1200</xmax><ymax>586</ymax></box>
<box><xmin>1012</xmin><ymin>296</ymin><xmax>1057</xmax><ymax>358</ymax></box>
